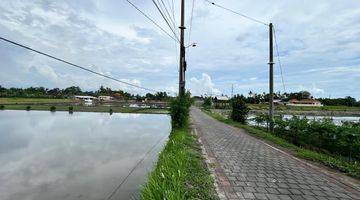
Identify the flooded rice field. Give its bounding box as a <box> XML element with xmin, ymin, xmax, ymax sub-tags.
<box><xmin>0</xmin><ymin>110</ymin><xmax>171</xmax><ymax>200</ymax></box>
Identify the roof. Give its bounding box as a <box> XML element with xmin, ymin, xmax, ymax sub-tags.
<box><xmin>74</xmin><ymin>95</ymin><xmax>96</xmax><ymax>99</ymax></box>
<box><xmin>288</xmin><ymin>99</ymin><xmax>321</xmax><ymax>103</ymax></box>
<box><xmin>215</xmin><ymin>96</ymin><xmax>229</xmax><ymax>101</ymax></box>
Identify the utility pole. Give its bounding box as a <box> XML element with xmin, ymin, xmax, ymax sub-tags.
<box><xmin>269</xmin><ymin>23</ymin><xmax>274</xmax><ymax>132</ymax></box>
<box><xmin>178</xmin><ymin>0</ymin><xmax>186</xmax><ymax>97</ymax></box>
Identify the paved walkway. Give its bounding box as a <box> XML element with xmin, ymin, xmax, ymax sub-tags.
<box><xmin>191</xmin><ymin>107</ymin><xmax>360</xmax><ymax>200</ymax></box>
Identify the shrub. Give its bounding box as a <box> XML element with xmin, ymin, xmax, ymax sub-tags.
<box><xmin>68</xmin><ymin>106</ymin><xmax>73</xmax><ymax>113</ymax></box>
<box><xmin>0</xmin><ymin>105</ymin><xmax>4</xmax><ymax>110</ymax></box>
<box><xmin>50</xmin><ymin>106</ymin><xmax>56</xmax><ymax>112</ymax></box>
<box><xmin>109</xmin><ymin>108</ymin><xmax>113</xmax><ymax>115</ymax></box>
<box><xmin>230</xmin><ymin>96</ymin><xmax>249</xmax><ymax>124</ymax></box>
<box><xmin>170</xmin><ymin>92</ymin><xmax>192</xmax><ymax>129</ymax></box>
<box><xmin>26</xmin><ymin>106</ymin><xmax>31</xmax><ymax>111</ymax></box>
<box><xmin>202</xmin><ymin>97</ymin><xmax>212</xmax><ymax>109</ymax></box>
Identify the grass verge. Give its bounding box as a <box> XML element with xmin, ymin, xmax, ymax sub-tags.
<box><xmin>0</xmin><ymin>104</ymin><xmax>168</xmax><ymax>114</ymax></box>
<box><xmin>0</xmin><ymin>97</ymin><xmax>76</xmax><ymax>104</ymax></box>
<box><xmin>141</xmin><ymin>128</ymin><xmax>218</xmax><ymax>200</ymax></box>
<box><xmin>202</xmin><ymin>109</ymin><xmax>360</xmax><ymax>179</ymax></box>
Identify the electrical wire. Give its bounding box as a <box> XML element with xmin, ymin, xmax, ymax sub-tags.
<box><xmin>187</xmin><ymin>0</ymin><xmax>195</xmax><ymax>45</ymax></box>
<box><xmin>273</xmin><ymin>26</ymin><xmax>286</xmax><ymax>92</ymax></box>
<box><xmin>159</xmin><ymin>0</ymin><xmax>178</xmax><ymax>37</ymax></box>
<box><xmin>125</xmin><ymin>0</ymin><xmax>179</xmax><ymax>43</ymax></box>
<box><xmin>0</xmin><ymin>36</ymin><xmax>159</xmax><ymax>92</ymax></box>
<box><xmin>151</xmin><ymin>0</ymin><xmax>180</xmax><ymax>42</ymax></box>
<box><xmin>204</xmin><ymin>0</ymin><xmax>268</xmax><ymax>26</ymax></box>
<box><xmin>104</xmin><ymin>134</ymin><xmax>168</xmax><ymax>200</ymax></box>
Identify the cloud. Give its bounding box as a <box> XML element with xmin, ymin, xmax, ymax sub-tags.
<box><xmin>189</xmin><ymin>73</ymin><xmax>221</xmax><ymax>96</ymax></box>
<box><xmin>0</xmin><ymin>0</ymin><xmax>360</xmax><ymax>99</ymax></box>
<box><xmin>298</xmin><ymin>84</ymin><xmax>325</xmax><ymax>96</ymax></box>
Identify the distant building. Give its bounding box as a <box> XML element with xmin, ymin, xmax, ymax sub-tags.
<box><xmin>74</xmin><ymin>95</ymin><xmax>96</xmax><ymax>101</ymax></box>
<box><xmin>287</xmin><ymin>99</ymin><xmax>323</xmax><ymax>107</ymax></box>
<box><xmin>214</xmin><ymin>95</ymin><xmax>230</xmax><ymax>109</ymax></box>
<box><xmin>98</xmin><ymin>96</ymin><xmax>113</xmax><ymax>101</ymax></box>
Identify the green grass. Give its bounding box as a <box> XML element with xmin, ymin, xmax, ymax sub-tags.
<box><xmin>141</xmin><ymin>128</ymin><xmax>218</xmax><ymax>200</ymax></box>
<box><xmin>202</xmin><ymin>109</ymin><xmax>360</xmax><ymax>178</ymax></box>
<box><xmin>0</xmin><ymin>97</ymin><xmax>76</xmax><ymax>104</ymax></box>
<box><xmin>1</xmin><ymin>104</ymin><xmax>169</xmax><ymax>114</ymax></box>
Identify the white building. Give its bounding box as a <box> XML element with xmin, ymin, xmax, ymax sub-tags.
<box><xmin>74</xmin><ymin>95</ymin><xmax>96</xmax><ymax>102</ymax></box>
<box><xmin>98</xmin><ymin>96</ymin><xmax>113</xmax><ymax>101</ymax></box>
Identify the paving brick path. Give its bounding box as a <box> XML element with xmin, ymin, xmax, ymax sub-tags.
<box><xmin>191</xmin><ymin>107</ymin><xmax>360</xmax><ymax>200</ymax></box>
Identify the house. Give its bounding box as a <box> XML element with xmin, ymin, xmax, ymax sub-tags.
<box><xmin>74</xmin><ymin>95</ymin><xmax>96</xmax><ymax>101</ymax></box>
<box><xmin>214</xmin><ymin>95</ymin><xmax>230</xmax><ymax>109</ymax></box>
<box><xmin>287</xmin><ymin>99</ymin><xmax>323</xmax><ymax>107</ymax></box>
<box><xmin>98</xmin><ymin>96</ymin><xmax>113</xmax><ymax>101</ymax></box>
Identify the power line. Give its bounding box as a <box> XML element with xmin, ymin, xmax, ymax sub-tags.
<box><xmin>151</xmin><ymin>0</ymin><xmax>180</xmax><ymax>42</ymax></box>
<box><xmin>159</xmin><ymin>0</ymin><xmax>178</xmax><ymax>37</ymax></box>
<box><xmin>104</xmin><ymin>134</ymin><xmax>168</xmax><ymax>200</ymax></box>
<box><xmin>125</xmin><ymin>0</ymin><xmax>179</xmax><ymax>43</ymax></box>
<box><xmin>273</xmin><ymin>26</ymin><xmax>286</xmax><ymax>92</ymax></box>
<box><xmin>187</xmin><ymin>0</ymin><xmax>195</xmax><ymax>44</ymax></box>
<box><xmin>204</xmin><ymin>0</ymin><xmax>268</xmax><ymax>26</ymax></box>
<box><xmin>0</xmin><ymin>36</ymin><xmax>159</xmax><ymax>92</ymax></box>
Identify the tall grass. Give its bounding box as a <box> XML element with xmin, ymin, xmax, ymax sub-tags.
<box><xmin>141</xmin><ymin>129</ymin><xmax>218</xmax><ymax>200</ymax></box>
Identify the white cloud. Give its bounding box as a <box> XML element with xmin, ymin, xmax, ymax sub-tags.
<box><xmin>189</xmin><ymin>73</ymin><xmax>221</xmax><ymax>96</ymax></box>
<box><xmin>298</xmin><ymin>84</ymin><xmax>325</xmax><ymax>96</ymax></box>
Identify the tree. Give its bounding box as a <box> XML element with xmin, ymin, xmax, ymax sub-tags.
<box><xmin>230</xmin><ymin>95</ymin><xmax>249</xmax><ymax>124</ymax></box>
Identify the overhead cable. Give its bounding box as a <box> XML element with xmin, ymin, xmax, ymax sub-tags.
<box><xmin>0</xmin><ymin>36</ymin><xmax>159</xmax><ymax>92</ymax></box>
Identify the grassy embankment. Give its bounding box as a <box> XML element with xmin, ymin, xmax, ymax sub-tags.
<box><xmin>0</xmin><ymin>97</ymin><xmax>76</xmax><ymax>104</ymax></box>
<box><xmin>142</xmin><ymin>93</ymin><xmax>218</xmax><ymax>200</ymax></box>
<box><xmin>141</xmin><ymin>128</ymin><xmax>218</xmax><ymax>200</ymax></box>
<box><xmin>0</xmin><ymin>98</ymin><xmax>168</xmax><ymax>114</ymax></box>
<box><xmin>203</xmin><ymin>109</ymin><xmax>360</xmax><ymax>179</ymax></box>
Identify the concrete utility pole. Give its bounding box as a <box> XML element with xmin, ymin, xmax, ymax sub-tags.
<box><xmin>178</xmin><ymin>0</ymin><xmax>186</xmax><ymax>97</ymax></box>
<box><xmin>269</xmin><ymin>23</ymin><xmax>274</xmax><ymax>132</ymax></box>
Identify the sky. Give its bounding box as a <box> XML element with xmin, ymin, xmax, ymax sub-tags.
<box><xmin>0</xmin><ymin>0</ymin><xmax>359</xmax><ymax>98</ymax></box>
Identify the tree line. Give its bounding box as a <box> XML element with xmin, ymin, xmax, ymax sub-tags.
<box><xmin>202</xmin><ymin>90</ymin><xmax>360</xmax><ymax>107</ymax></box>
<box><xmin>0</xmin><ymin>85</ymin><xmax>171</xmax><ymax>101</ymax></box>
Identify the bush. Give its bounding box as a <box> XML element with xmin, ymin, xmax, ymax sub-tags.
<box><xmin>202</xmin><ymin>97</ymin><xmax>212</xmax><ymax>109</ymax></box>
<box><xmin>0</xmin><ymin>105</ymin><xmax>4</xmax><ymax>109</ymax></box>
<box><xmin>50</xmin><ymin>106</ymin><xmax>56</xmax><ymax>112</ymax></box>
<box><xmin>109</xmin><ymin>108</ymin><xmax>113</xmax><ymax>115</ymax></box>
<box><xmin>267</xmin><ymin>116</ymin><xmax>360</xmax><ymax>160</ymax></box>
<box><xmin>26</xmin><ymin>106</ymin><xmax>31</xmax><ymax>111</ymax></box>
<box><xmin>230</xmin><ymin>96</ymin><xmax>249</xmax><ymax>124</ymax></box>
<box><xmin>170</xmin><ymin>92</ymin><xmax>192</xmax><ymax>129</ymax></box>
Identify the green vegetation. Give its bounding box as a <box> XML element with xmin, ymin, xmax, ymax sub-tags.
<box><xmin>26</xmin><ymin>105</ymin><xmax>31</xmax><ymax>111</ymax></box>
<box><xmin>230</xmin><ymin>96</ymin><xmax>249</xmax><ymax>124</ymax></box>
<box><xmin>0</xmin><ymin>86</ymin><xmax>171</xmax><ymax>101</ymax></box>
<box><xmin>50</xmin><ymin>106</ymin><xmax>56</xmax><ymax>112</ymax></box>
<box><xmin>249</xmin><ymin>104</ymin><xmax>360</xmax><ymax>112</ymax></box>
<box><xmin>142</xmin><ymin>93</ymin><xmax>217</xmax><ymax>199</ymax></box>
<box><xmin>254</xmin><ymin>115</ymin><xmax>360</xmax><ymax>160</ymax></box>
<box><xmin>141</xmin><ymin>128</ymin><xmax>218</xmax><ymax>200</ymax></box>
<box><xmin>202</xmin><ymin>97</ymin><xmax>212</xmax><ymax>109</ymax></box>
<box><xmin>0</xmin><ymin>105</ymin><xmax>4</xmax><ymax>109</ymax></box>
<box><xmin>170</xmin><ymin>92</ymin><xmax>192</xmax><ymax>129</ymax></box>
<box><xmin>0</xmin><ymin>98</ymin><xmax>75</xmax><ymax>104</ymax></box>
<box><xmin>203</xmin><ymin>110</ymin><xmax>360</xmax><ymax>178</ymax></box>
<box><xmin>2</xmin><ymin>104</ymin><xmax>169</xmax><ymax>114</ymax></box>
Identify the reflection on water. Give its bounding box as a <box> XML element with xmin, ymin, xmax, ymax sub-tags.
<box><xmin>0</xmin><ymin>110</ymin><xmax>171</xmax><ymax>200</ymax></box>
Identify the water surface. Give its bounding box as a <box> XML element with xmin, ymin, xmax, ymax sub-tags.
<box><xmin>0</xmin><ymin>110</ymin><xmax>171</xmax><ymax>200</ymax></box>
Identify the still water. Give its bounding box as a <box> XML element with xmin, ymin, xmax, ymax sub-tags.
<box><xmin>0</xmin><ymin>110</ymin><xmax>171</xmax><ymax>200</ymax></box>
